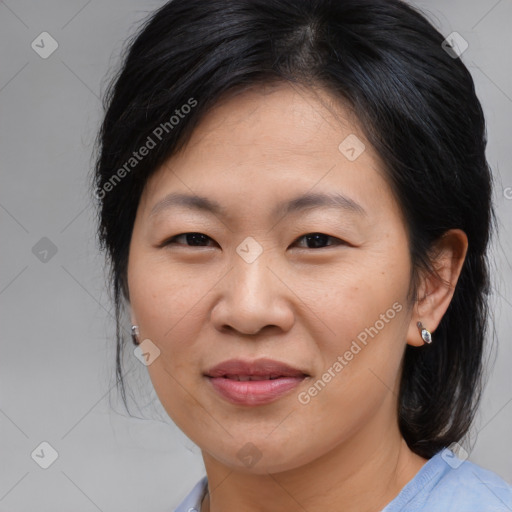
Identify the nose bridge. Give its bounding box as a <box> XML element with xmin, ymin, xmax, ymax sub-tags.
<box><xmin>211</xmin><ymin>237</ymin><xmax>294</xmax><ymax>335</ymax></box>
<box><xmin>231</xmin><ymin>237</ymin><xmax>278</xmax><ymax>306</ymax></box>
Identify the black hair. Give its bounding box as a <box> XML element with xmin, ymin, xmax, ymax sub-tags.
<box><xmin>92</xmin><ymin>0</ymin><xmax>495</xmax><ymax>459</ymax></box>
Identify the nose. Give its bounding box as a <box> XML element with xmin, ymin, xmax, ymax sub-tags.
<box><xmin>210</xmin><ymin>250</ymin><xmax>295</xmax><ymax>336</ymax></box>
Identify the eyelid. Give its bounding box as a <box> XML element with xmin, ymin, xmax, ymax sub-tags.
<box><xmin>159</xmin><ymin>232</ymin><xmax>351</xmax><ymax>249</ymax></box>
<box><xmin>292</xmin><ymin>233</ymin><xmax>346</xmax><ymax>248</ymax></box>
<box><xmin>159</xmin><ymin>232</ymin><xmax>217</xmax><ymax>248</ymax></box>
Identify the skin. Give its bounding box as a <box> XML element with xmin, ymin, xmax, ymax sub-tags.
<box><xmin>127</xmin><ymin>82</ymin><xmax>468</xmax><ymax>512</ymax></box>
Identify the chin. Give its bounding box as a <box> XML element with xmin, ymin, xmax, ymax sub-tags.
<box><xmin>206</xmin><ymin>437</ymin><xmax>317</xmax><ymax>475</ymax></box>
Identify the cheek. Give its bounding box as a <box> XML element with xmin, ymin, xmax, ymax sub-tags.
<box><xmin>292</xmin><ymin>246</ymin><xmax>410</xmax><ymax>351</ymax></box>
<box><xmin>127</xmin><ymin>259</ymin><xmax>200</xmax><ymax>401</ymax></box>
<box><xmin>128</xmin><ymin>259</ymin><xmax>209</xmax><ymax>432</ymax></box>
<box><xmin>129</xmin><ymin>255</ymin><xmax>208</xmax><ymax>341</ymax></box>
<box><xmin>289</xmin><ymin>284</ymin><xmax>409</xmax><ymax>459</ymax></box>
<box><xmin>294</xmin><ymin>246</ymin><xmax>411</xmax><ymax>413</ymax></box>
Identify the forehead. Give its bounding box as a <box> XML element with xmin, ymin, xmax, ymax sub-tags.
<box><xmin>138</xmin><ymin>82</ymin><xmax>400</xmax><ymax>227</ymax></box>
<box><xmin>184</xmin><ymin>82</ymin><xmax>362</xmax><ymax>155</ymax></box>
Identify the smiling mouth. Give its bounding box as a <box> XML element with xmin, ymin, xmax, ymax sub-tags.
<box><xmin>204</xmin><ymin>358</ymin><xmax>309</xmax><ymax>406</ymax></box>
<box><xmin>220</xmin><ymin>374</ymin><xmax>286</xmax><ymax>381</ymax></box>
<box><xmin>206</xmin><ymin>374</ymin><xmax>307</xmax><ymax>405</ymax></box>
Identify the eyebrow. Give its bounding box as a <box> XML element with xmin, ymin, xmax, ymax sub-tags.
<box><xmin>149</xmin><ymin>191</ymin><xmax>366</xmax><ymax>219</ymax></box>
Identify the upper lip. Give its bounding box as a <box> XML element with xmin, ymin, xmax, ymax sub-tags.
<box><xmin>205</xmin><ymin>358</ymin><xmax>308</xmax><ymax>378</ymax></box>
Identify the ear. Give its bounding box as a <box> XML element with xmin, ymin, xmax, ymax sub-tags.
<box><xmin>406</xmin><ymin>229</ymin><xmax>468</xmax><ymax>347</ymax></box>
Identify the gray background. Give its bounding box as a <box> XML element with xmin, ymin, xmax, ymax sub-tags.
<box><xmin>0</xmin><ymin>1</ymin><xmax>511</xmax><ymax>510</ymax></box>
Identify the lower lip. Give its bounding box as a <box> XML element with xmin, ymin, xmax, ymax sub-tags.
<box><xmin>207</xmin><ymin>376</ymin><xmax>306</xmax><ymax>406</ymax></box>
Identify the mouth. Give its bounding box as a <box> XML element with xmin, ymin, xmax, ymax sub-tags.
<box><xmin>218</xmin><ymin>374</ymin><xmax>287</xmax><ymax>381</ymax></box>
<box><xmin>205</xmin><ymin>358</ymin><xmax>308</xmax><ymax>378</ymax></box>
<box><xmin>204</xmin><ymin>358</ymin><xmax>309</xmax><ymax>406</ymax></box>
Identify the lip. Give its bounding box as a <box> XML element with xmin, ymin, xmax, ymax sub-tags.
<box><xmin>204</xmin><ymin>358</ymin><xmax>309</xmax><ymax>406</ymax></box>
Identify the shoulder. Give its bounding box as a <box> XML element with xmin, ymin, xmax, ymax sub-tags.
<box><xmin>173</xmin><ymin>476</ymin><xmax>208</xmax><ymax>512</ymax></box>
<box><xmin>419</xmin><ymin>449</ymin><xmax>512</xmax><ymax>511</ymax></box>
<box><xmin>383</xmin><ymin>448</ymin><xmax>512</xmax><ymax>512</ymax></box>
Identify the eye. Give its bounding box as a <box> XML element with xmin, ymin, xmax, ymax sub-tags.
<box><xmin>292</xmin><ymin>233</ymin><xmax>346</xmax><ymax>249</ymax></box>
<box><xmin>161</xmin><ymin>232</ymin><xmax>346</xmax><ymax>250</ymax></box>
<box><xmin>162</xmin><ymin>232</ymin><xmax>216</xmax><ymax>247</ymax></box>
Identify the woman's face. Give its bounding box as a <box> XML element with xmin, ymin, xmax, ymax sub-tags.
<box><xmin>127</xmin><ymin>83</ymin><xmax>415</xmax><ymax>474</ymax></box>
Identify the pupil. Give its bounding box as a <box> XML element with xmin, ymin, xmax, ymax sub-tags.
<box><xmin>307</xmin><ymin>233</ymin><xmax>327</xmax><ymax>248</ymax></box>
<box><xmin>188</xmin><ymin>233</ymin><xmax>207</xmax><ymax>246</ymax></box>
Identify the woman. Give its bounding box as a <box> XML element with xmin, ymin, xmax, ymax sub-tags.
<box><xmin>93</xmin><ymin>0</ymin><xmax>512</xmax><ymax>510</ymax></box>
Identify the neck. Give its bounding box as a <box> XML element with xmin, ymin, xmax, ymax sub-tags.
<box><xmin>200</xmin><ymin>422</ymin><xmax>428</xmax><ymax>512</ymax></box>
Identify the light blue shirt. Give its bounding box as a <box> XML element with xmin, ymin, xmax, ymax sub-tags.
<box><xmin>174</xmin><ymin>448</ymin><xmax>512</xmax><ymax>511</ymax></box>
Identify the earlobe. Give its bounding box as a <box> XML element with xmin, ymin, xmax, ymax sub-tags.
<box><xmin>406</xmin><ymin>229</ymin><xmax>468</xmax><ymax>347</ymax></box>
<box><xmin>130</xmin><ymin>311</ymin><xmax>140</xmax><ymax>345</ymax></box>
<box><xmin>416</xmin><ymin>321</ymin><xmax>432</xmax><ymax>344</ymax></box>
<box><xmin>131</xmin><ymin>324</ymin><xmax>140</xmax><ymax>345</ymax></box>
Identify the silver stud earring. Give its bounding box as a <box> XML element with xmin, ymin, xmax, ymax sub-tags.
<box><xmin>417</xmin><ymin>321</ymin><xmax>432</xmax><ymax>344</ymax></box>
<box><xmin>131</xmin><ymin>325</ymin><xmax>140</xmax><ymax>346</ymax></box>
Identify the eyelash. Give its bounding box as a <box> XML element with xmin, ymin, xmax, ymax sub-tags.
<box><xmin>161</xmin><ymin>232</ymin><xmax>346</xmax><ymax>250</ymax></box>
